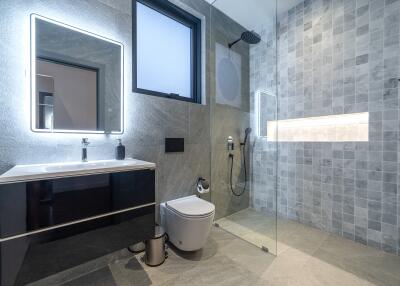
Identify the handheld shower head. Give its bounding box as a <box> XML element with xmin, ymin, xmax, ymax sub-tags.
<box><xmin>242</xmin><ymin>128</ymin><xmax>252</xmax><ymax>146</ymax></box>
<box><xmin>231</xmin><ymin>128</ymin><xmax>252</xmax><ymax>196</ymax></box>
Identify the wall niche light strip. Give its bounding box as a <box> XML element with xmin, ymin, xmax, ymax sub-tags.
<box><xmin>266</xmin><ymin>112</ymin><xmax>369</xmax><ymax>142</ymax></box>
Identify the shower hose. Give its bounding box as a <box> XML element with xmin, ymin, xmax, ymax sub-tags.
<box><xmin>229</xmin><ymin>143</ymin><xmax>248</xmax><ymax>197</ymax></box>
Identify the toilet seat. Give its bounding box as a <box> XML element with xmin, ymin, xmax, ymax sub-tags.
<box><xmin>166</xmin><ymin>195</ymin><xmax>215</xmax><ymax>218</ymax></box>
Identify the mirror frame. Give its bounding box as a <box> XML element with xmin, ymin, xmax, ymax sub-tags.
<box><xmin>30</xmin><ymin>14</ymin><xmax>124</xmax><ymax>134</ymax></box>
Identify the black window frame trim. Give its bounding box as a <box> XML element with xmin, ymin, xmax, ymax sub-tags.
<box><xmin>132</xmin><ymin>0</ymin><xmax>202</xmax><ymax>104</ymax></box>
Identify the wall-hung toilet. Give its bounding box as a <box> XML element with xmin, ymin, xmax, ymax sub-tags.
<box><xmin>160</xmin><ymin>195</ymin><xmax>215</xmax><ymax>251</ymax></box>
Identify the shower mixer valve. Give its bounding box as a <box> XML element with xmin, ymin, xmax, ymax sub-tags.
<box><xmin>227</xmin><ymin>136</ymin><xmax>234</xmax><ymax>152</ymax></box>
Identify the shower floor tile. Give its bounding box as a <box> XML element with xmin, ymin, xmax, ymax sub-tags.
<box><xmin>217</xmin><ymin>208</ymin><xmax>400</xmax><ymax>286</ymax></box>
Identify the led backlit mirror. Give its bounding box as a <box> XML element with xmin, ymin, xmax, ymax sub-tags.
<box><xmin>31</xmin><ymin>14</ymin><xmax>124</xmax><ymax>134</ymax></box>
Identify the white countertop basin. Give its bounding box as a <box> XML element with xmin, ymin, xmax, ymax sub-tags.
<box><xmin>0</xmin><ymin>158</ymin><xmax>156</xmax><ymax>184</ymax></box>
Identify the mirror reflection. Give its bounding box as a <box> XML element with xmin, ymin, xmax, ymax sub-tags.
<box><xmin>31</xmin><ymin>15</ymin><xmax>123</xmax><ymax>133</ymax></box>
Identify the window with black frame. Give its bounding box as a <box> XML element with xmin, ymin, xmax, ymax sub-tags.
<box><xmin>133</xmin><ymin>0</ymin><xmax>201</xmax><ymax>103</ymax></box>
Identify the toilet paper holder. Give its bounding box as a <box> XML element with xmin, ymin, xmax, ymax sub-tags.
<box><xmin>197</xmin><ymin>177</ymin><xmax>210</xmax><ymax>194</ymax></box>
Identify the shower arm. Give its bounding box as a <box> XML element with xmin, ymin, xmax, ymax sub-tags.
<box><xmin>228</xmin><ymin>38</ymin><xmax>241</xmax><ymax>49</ymax></box>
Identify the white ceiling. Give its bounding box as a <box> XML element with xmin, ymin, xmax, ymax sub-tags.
<box><xmin>207</xmin><ymin>0</ymin><xmax>303</xmax><ymax>31</ymax></box>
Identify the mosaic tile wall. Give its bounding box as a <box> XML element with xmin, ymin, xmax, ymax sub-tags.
<box><xmin>251</xmin><ymin>0</ymin><xmax>400</xmax><ymax>255</ymax></box>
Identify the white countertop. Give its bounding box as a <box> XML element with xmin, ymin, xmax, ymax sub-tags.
<box><xmin>0</xmin><ymin>158</ymin><xmax>156</xmax><ymax>184</ymax></box>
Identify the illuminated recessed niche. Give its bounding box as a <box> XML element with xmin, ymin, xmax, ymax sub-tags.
<box><xmin>265</xmin><ymin>112</ymin><xmax>369</xmax><ymax>142</ymax></box>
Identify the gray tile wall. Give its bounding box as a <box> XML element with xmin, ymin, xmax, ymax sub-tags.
<box><xmin>0</xmin><ymin>0</ymin><xmax>250</xmax><ymax>220</ymax></box>
<box><xmin>0</xmin><ymin>0</ymin><xmax>243</xmax><ymax>214</ymax></box>
<box><xmin>251</xmin><ymin>0</ymin><xmax>400</xmax><ymax>255</ymax></box>
<box><xmin>250</xmin><ymin>21</ymin><xmax>278</xmax><ymax>217</ymax></box>
<box><xmin>210</xmin><ymin>7</ymin><xmax>251</xmax><ymax>220</ymax></box>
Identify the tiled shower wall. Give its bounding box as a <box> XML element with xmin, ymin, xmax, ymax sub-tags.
<box><xmin>250</xmin><ymin>20</ymin><xmax>278</xmax><ymax>218</ymax></box>
<box><xmin>210</xmin><ymin>6</ymin><xmax>251</xmax><ymax>220</ymax></box>
<box><xmin>251</xmin><ymin>0</ymin><xmax>400</xmax><ymax>255</ymax></box>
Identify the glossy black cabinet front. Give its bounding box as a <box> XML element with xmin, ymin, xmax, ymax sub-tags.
<box><xmin>0</xmin><ymin>169</ymin><xmax>155</xmax><ymax>286</ymax></box>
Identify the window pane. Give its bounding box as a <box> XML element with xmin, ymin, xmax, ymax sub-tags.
<box><xmin>136</xmin><ymin>2</ymin><xmax>192</xmax><ymax>98</ymax></box>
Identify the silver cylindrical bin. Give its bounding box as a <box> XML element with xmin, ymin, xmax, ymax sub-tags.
<box><xmin>145</xmin><ymin>226</ymin><xmax>167</xmax><ymax>266</ymax></box>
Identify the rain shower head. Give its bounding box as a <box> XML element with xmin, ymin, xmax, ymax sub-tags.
<box><xmin>229</xmin><ymin>31</ymin><xmax>261</xmax><ymax>48</ymax></box>
<box><xmin>241</xmin><ymin>31</ymin><xmax>261</xmax><ymax>44</ymax></box>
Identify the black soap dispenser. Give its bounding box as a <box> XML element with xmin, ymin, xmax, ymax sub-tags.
<box><xmin>115</xmin><ymin>139</ymin><xmax>125</xmax><ymax>160</ymax></box>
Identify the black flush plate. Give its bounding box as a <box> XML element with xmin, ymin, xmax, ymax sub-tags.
<box><xmin>165</xmin><ymin>138</ymin><xmax>184</xmax><ymax>153</ymax></box>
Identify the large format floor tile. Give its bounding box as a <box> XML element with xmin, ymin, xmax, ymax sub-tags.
<box><xmin>35</xmin><ymin>209</ymin><xmax>400</xmax><ymax>286</ymax></box>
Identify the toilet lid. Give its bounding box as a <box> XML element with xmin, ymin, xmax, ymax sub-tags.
<box><xmin>166</xmin><ymin>196</ymin><xmax>215</xmax><ymax>217</ymax></box>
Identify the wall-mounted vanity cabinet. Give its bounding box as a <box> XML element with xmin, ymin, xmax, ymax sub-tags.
<box><xmin>0</xmin><ymin>159</ymin><xmax>155</xmax><ymax>286</ymax></box>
